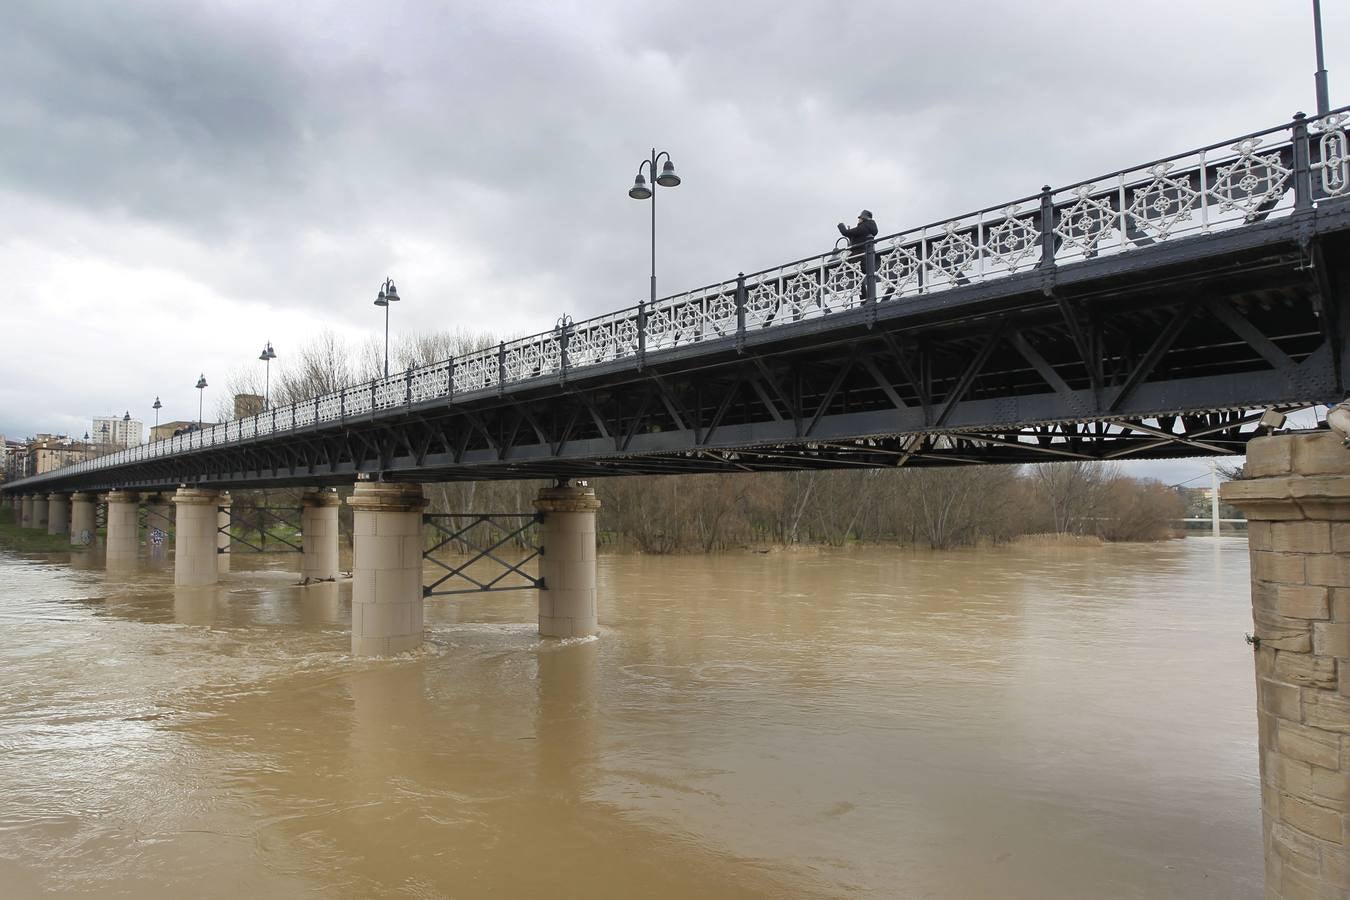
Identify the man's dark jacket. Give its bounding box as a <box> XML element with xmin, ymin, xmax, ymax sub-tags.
<box><xmin>838</xmin><ymin>217</ymin><xmax>879</xmax><ymax>250</ymax></box>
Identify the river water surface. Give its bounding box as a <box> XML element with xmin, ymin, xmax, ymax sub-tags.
<box><xmin>0</xmin><ymin>537</ymin><xmax>1260</xmax><ymax>898</ymax></box>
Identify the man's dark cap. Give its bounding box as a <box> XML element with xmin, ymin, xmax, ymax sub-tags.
<box><xmin>859</xmin><ymin>210</ymin><xmax>873</xmax><ymax>219</ymax></box>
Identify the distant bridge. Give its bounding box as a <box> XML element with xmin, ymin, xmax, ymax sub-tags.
<box><xmin>6</xmin><ymin>108</ymin><xmax>1350</xmax><ymax>496</ymax></box>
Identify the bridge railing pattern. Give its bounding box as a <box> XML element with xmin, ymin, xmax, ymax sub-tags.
<box><xmin>12</xmin><ymin>109</ymin><xmax>1350</xmax><ymax>488</ymax></box>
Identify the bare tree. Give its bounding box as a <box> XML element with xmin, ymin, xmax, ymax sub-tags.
<box><xmin>275</xmin><ymin>329</ymin><xmax>357</xmax><ymax>402</ymax></box>
<box><xmin>1030</xmin><ymin>461</ymin><xmax>1116</xmax><ymax>534</ymax></box>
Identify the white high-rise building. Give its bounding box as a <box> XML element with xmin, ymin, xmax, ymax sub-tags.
<box><xmin>92</xmin><ymin>415</ymin><xmax>143</xmax><ymax>448</ymax></box>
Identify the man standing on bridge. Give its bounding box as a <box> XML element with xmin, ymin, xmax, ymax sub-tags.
<box><xmin>837</xmin><ymin>210</ymin><xmax>878</xmax><ymax>251</ymax></box>
<box><xmin>838</xmin><ymin>210</ymin><xmax>879</xmax><ymax>304</ymax></box>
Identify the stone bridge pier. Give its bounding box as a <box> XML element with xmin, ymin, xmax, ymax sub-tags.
<box><xmin>70</xmin><ymin>493</ymin><xmax>95</xmax><ymax>546</ymax></box>
<box><xmin>348</xmin><ymin>482</ymin><xmax>426</xmax><ymax>656</ymax></box>
<box><xmin>46</xmin><ymin>493</ymin><xmax>69</xmax><ymax>536</ymax></box>
<box><xmin>300</xmin><ymin>489</ymin><xmax>340</xmax><ymax>583</ymax></box>
<box><xmin>1223</xmin><ymin>432</ymin><xmax>1350</xmax><ymax>899</ymax></box>
<box><xmin>534</xmin><ymin>482</ymin><xmax>601</xmax><ymax>639</ymax></box>
<box><xmin>32</xmin><ymin>494</ymin><xmax>49</xmax><ymax>532</ymax></box>
<box><xmin>103</xmin><ymin>491</ymin><xmax>139</xmax><ymax>570</ymax></box>
<box><xmin>19</xmin><ymin>494</ymin><xmax>34</xmax><ymax>529</ymax></box>
<box><xmin>172</xmin><ymin>488</ymin><xmax>225</xmax><ymax>586</ymax></box>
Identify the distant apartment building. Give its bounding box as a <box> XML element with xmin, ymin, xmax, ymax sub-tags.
<box><xmin>0</xmin><ymin>437</ymin><xmax>22</xmax><ymax>483</ymax></box>
<box><xmin>31</xmin><ymin>436</ymin><xmax>94</xmax><ymax>474</ymax></box>
<box><xmin>92</xmin><ymin>415</ymin><xmax>143</xmax><ymax>448</ymax></box>
<box><xmin>5</xmin><ymin>434</ymin><xmax>96</xmax><ymax>477</ymax></box>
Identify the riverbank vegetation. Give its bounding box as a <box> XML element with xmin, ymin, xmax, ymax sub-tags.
<box><xmin>592</xmin><ymin>462</ymin><xmax>1183</xmax><ymax>552</ymax></box>
<box><xmin>443</xmin><ymin>462</ymin><xmax>1184</xmax><ymax>552</ymax></box>
<box><xmin>0</xmin><ymin>506</ymin><xmax>77</xmax><ymax>553</ymax></box>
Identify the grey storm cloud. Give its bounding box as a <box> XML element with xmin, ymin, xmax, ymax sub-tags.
<box><xmin>0</xmin><ymin>0</ymin><xmax>1346</xmax><ymax>457</ymax></box>
<box><xmin>2</xmin><ymin>2</ymin><xmax>309</xmax><ymax>228</ymax></box>
<box><xmin>5</xmin><ymin>1</ymin><xmax>1335</xmax><ymax>307</ymax></box>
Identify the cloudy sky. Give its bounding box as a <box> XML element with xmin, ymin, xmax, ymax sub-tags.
<box><xmin>2</xmin><ymin>0</ymin><xmax>1346</xmax><ymax>486</ymax></box>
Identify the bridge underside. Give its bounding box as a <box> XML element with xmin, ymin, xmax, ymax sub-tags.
<box><xmin>18</xmin><ymin>202</ymin><xmax>1350</xmax><ymax>492</ymax></box>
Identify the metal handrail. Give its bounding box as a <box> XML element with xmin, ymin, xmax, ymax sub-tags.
<box><xmin>8</xmin><ymin>107</ymin><xmax>1349</xmax><ymax>491</ymax></box>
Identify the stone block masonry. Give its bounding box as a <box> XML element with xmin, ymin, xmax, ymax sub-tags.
<box><xmin>46</xmin><ymin>493</ymin><xmax>69</xmax><ymax>536</ymax></box>
<box><xmin>533</xmin><ymin>483</ymin><xmax>601</xmax><ymax>639</ymax></box>
<box><xmin>103</xmin><ymin>491</ymin><xmax>140</xmax><ymax>570</ymax></box>
<box><xmin>1223</xmin><ymin>432</ymin><xmax>1350</xmax><ymax>899</ymax></box>
<box><xmin>300</xmin><ymin>489</ymin><xmax>340</xmax><ymax>583</ymax></box>
<box><xmin>172</xmin><ymin>487</ymin><xmax>224</xmax><ymax>586</ymax></box>
<box><xmin>69</xmin><ymin>493</ymin><xmax>95</xmax><ymax>546</ymax></box>
<box><xmin>347</xmin><ymin>482</ymin><xmax>426</xmax><ymax>656</ymax></box>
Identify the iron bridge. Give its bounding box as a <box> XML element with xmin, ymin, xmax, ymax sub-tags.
<box><xmin>6</xmin><ymin>109</ymin><xmax>1350</xmax><ymax>495</ymax></box>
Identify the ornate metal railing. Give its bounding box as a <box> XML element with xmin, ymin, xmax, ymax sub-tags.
<box><xmin>10</xmin><ymin>108</ymin><xmax>1350</xmax><ymax>489</ymax></box>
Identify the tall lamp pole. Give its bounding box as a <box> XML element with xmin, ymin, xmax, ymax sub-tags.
<box><xmin>373</xmin><ymin>278</ymin><xmax>400</xmax><ymax>378</ymax></box>
<box><xmin>1314</xmin><ymin>0</ymin><xmax>1330</xmax><ymax>117</ymax></box>
<box><xmin>152</xmin><ymin>396</ymin><xmax>162</xmax><ymax>428</ymax></box>
<box><xmin>627</xmin><ymin>149</ymin><xmax>682</xmax><ymax>310</ymax></box>
<box><xmin>195</xmin><ymin>374</ymin><xmax>208</xmax><ymax>428</ymax></box>
<box><xmin>258</xmin><ymin>341</ymin><xmax>277</xmax><ymax>408</ymax></box>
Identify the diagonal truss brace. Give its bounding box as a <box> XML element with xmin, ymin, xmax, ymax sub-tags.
<box><xmin>220</xmin><ymin>506</ymin><xmax>304</xmax><ymax>553</ymax></box>
<box><xmin>423</xmin><ymin>513</ymin><xmax>543</xmax><ymax>596</ymax></box>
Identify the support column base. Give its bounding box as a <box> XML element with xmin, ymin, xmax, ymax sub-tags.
<box><xmin>348</xmin><ymin>483</ymin><xmax>426</xmax><ymax>656</ymax></box>
<box><xmin>300</xmin><ymin>488</ymin><xmax>341</xmax><ymax>584</ymax></box>
<box><xmin>173</xmin><ymin>487</ymin><xmax>223</xmax><ymax>586</ymax></box>
<box><xmin>533</xmin><ymin>483</ymin><xmax>601</xmax><ymax>639</ymax></box>
<box><xmin>104</xmin><ymin>491</ymin><xmax>141</xmax><ymax>570</ymax></box>
<box><xmin>70</xmin><ymin>493</ymin><xmax>96</xmax><ymax>547</ymax></box>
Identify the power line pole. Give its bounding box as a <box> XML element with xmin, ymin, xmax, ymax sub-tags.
<box><xmin>1211</xmin><ymin>458</ymin><xmax>1221</xmax><ymax>538</ymax></box>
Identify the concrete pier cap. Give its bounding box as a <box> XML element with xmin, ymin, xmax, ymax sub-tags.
<box><xmin>533</xmin><ymin>479</ymin><xmax>601</xmax><ymax>639</ymax></box>
<box><xmin>347</xmin><ymin>481</ymin><xmax>427</xmax><ymax>657</ymax></box>
<box><xmin>1221</xmin><ymin>430</ymin><xmax>1350</xmax><ymax>899</ymax></box>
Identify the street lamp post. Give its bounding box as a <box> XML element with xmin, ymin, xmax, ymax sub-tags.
<box><xmin>627</xmin><ymin>148</ymin><xmax>682</xmax><ymax>312</ymax></box>
<box><xmin>122</xmin><ymin>411</ymin><xmax>130</xmax><ymax>447</ymax></box>
<box><xmin>373</xmin><ymin>278</ymin><xmax>400</xmax><ymax>378</ymax></box>
<box><xmin>152</xmin><ymin>396</ymin><xmax>161</xmax><ymax>428</ymax></box>
<box><xmin>258</xmin><ymin>341</ymin><xmax>277</xmax><ymax>408</ymax></box>
<box><xmin>195</xmin><ymin>374</ymin><xmax>208</xmax><ymax>429</ymax></box>
<box><xmin>1314</xmin><ymin>0</ymin><xmax>1330</xmax><ymax>118</ymax></box>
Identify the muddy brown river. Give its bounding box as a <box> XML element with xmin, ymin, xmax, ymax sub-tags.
<box><xmin>0</xmin><ymin>537</ymin><xmax>1260</xmax><ymax>898</ymax></box>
